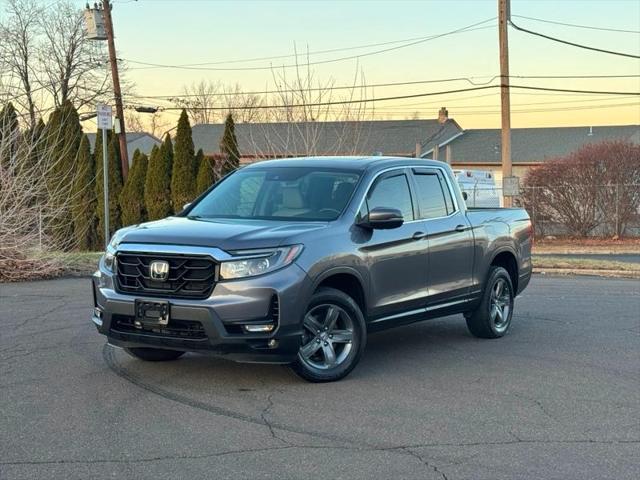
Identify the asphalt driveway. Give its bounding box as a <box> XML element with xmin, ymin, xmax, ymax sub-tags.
<box><xmin>1</xmin><ymin>275</ymin><xmax>638</xmax><ymax>479</ymax></box>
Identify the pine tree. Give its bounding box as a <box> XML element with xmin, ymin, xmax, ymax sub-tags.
<box><xmin>144</xmin><ymin>139</ymin><xmax>172</xmax><ymax>220</ymax></box>
<box><xmin>219</xmin><ymin>113</ymin><xmax>240</xmax><ymax>176</ymax></box>
<box><xmin>71</xmin><ymin>135</ymin><xmax>98</xmax><ymax>250</ymax></box>
<box><xmin>171</xmin><ymin>109</ymin><xmax>196</xmax><ymax>211</ymax></box>
<box><xmin>95</xmin><ymin>130</ymin><xmax>124</xmax><ymax>245</ymax></box>
<box><xmin>119</xmin><ymin>149</ymin><xmax>148</xmax><ymax>226</ymax></box>
<box><xmin>0</xmin><ymin>102</ymin><xmax>19</xmax><ymax>170</ymax></box>
<box><xmin>44</xmin><ymin>100</ymin><xmax>83</xmax><ymax>249</ymax></box>
<box><xmin>195</xmin><ymin>149</ymin><xmax>217</xmax><ymax>195</ymax></box>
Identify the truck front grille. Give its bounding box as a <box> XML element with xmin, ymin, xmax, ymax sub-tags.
<box><xmin>115</xmin><ymin>252</ymin><xmax>217</xmax><ymax>299</ymax></box>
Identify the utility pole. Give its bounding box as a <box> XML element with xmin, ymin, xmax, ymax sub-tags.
<box><xmin>499</xmin><ymin>0</ymin><xmax>512</xmax><ymax>207</ymax></box>
<box><xmin>102</xmin><ymin>0</ymin><xmax>129</xmax><ymax>181</ymax></box>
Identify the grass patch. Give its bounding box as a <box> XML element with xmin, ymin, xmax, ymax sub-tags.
<box><xmin>532</xmin><ymin>255</ymin><xmax>640</xmax><ymax>272</ymax></box>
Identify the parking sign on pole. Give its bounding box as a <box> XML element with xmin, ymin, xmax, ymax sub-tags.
<box><xmin>97</xmin><ymin>104</ymin><xmax>112</xmax><ymax>249</ymax></box>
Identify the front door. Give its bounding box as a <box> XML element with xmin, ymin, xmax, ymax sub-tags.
<box><xmin>410</xmin><ymin>168</ymin><xmax>474</xmax><ymax>305</ymax></box>
<box><xmin>356</xmin><ymin>170</ymin><xmax>429</xmax><ymax>320</ymax></box>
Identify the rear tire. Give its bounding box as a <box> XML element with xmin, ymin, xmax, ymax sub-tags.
<box><xmin>465</xmin><ymin>266</ymin><xmax>514</xmax><ymax>339</ymax></box>
<box><xmin>291</xmin><ymin>287</ymin><xmax>366</xmax><ymax>382</ymax></box>
<box><xmin>125</xmin><ymin>347</ymin><xmax>185</xmax><ymax>362</ymax></box>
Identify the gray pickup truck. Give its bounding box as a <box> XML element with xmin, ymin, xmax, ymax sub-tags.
<box><xmin>92</xmin><ymin>157</ymin><xmax>532</xmax><ymax>382</ymax></box>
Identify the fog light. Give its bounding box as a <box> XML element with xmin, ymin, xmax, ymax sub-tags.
<box><xmin>242</xmin><ymin>323</ymin><xmax>275</xmax><ymax>333</ymax></box>
<box><xmin>268</xmin><ymin>339</ymin><xmax>278</xmax><ymax>348</ymax></box>
<box><xmin>93</xmin><ymin>307</ymin><xmax>103</xmax><ymax>319</ymax></box>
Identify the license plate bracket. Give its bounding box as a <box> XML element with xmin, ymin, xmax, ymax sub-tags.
<box><xmin>134</xmin><ymin>299</ymin><xmax>170</xmax><ymax>327</ymax></box>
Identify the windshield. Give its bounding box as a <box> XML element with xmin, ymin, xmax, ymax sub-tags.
<box><xmin>188</xmin><ymin>167</ymin><xmax>361</xmax><ymax>221</ymax></box>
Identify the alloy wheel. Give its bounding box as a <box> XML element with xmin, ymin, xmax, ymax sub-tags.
<box><xmin>490</xmin><ymin>278</ymin><xmax>512</xmax><ymax>333</ymax></box>
<box><xmin>299</xmin><ymin>304</ymin><xmax>354</xmax><ymax>370</ymax></box>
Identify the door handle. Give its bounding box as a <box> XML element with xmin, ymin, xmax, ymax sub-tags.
<box><xmin>455</xmin><ymin>224</ymin><xmax>470</xmax><ymax>232</ymax></box>
<box><xmin>412</xmin><ymin>231</ymin><xmax>427</xmax><ymax>240</ymax></box>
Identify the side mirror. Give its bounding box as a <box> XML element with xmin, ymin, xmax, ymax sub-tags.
<box><xmin>358</xmin><ymin>207</ymin><xmax>404</xmax><ymax>230</ymax></box>
<box><xmin>462</xmin><ymin>191</ymin><xmax>468</xmax><ymax>201</ymax></box>
<box><xmin>182</xmin><ymin>202</ymin><xmax>192</xmax><ymax>211</ymax></box>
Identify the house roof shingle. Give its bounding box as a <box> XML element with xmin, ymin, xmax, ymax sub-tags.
<box><xmin>433</xmin><ymin>125</ymin><xmax>640</xmax><ymax>164</ymax></box>
<box><xmin>192</xmin><ymin>119</ymin><xmax>462</xmax><ymax>158</ymax></box>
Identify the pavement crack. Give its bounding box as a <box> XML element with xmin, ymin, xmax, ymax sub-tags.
<box><xmin>259</xmin><ymin>393</ymin><xmax>291</xmax><ymax>446</ymax></box>
<box><xmin>398</xmin><ymin>447</ymin><xmax>449</xmax><ymax>480</ymax></box>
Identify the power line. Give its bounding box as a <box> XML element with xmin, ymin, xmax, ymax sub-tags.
<box><xmin>509</xmin><ymin>19</ymin><xmax>640</xmax><ymax>59</ymax></box>
<box><xmin>147</xmin><ymin>85</ymin><xmax>640</xmax><ymax>112</ymax></box>
<box><xmin>122</xmin><ymin>18</ymin><xmax>496</xmax><ymax>71</ymax></box>
<box><xmin>125</xmin><ymin>29</ymin><xmax>491</xmax><ymax>69</ymax></box>
<box><xmin>512</xmin><ymin>15</ymin><xmax>640</xmax><ymax>34</ymax></box>
<box><xmin>126</xmin><ymin>74</ymin><xmax>640</xmax><ymax>101</ymax></box>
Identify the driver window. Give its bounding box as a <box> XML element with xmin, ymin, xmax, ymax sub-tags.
<box><xmin>365</xmin><ymin>173</ymin><xmax>414</xmax><ymax>221</ymax></box>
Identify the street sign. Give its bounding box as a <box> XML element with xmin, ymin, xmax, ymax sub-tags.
<box><xmin>96</xmin><ymin>104</ymin><xmax>113</xmax><ymax>130</ymax></box>
<box><xmin>503</xmin><ymin>176</ymin><xmax>520</xmax><ymax>196</ymax></box>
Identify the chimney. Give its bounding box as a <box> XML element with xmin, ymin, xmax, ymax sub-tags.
<box><xmin>438</xmin><ymin>107</ymin><xmax>449</xmax><ymax>124</ymax></box>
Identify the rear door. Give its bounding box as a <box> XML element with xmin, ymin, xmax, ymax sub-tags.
<box><xmin>411</xmin><ymin>167</ymin><xmax>474</xmax><ymax>305</ymax></box>
<box><xmin>358</xmin><ymin>169</ymin><xmax>429</xmax><ymax>320</ymax></box>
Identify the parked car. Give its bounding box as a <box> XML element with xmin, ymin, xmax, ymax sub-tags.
<box><xmin>453</xmin><ymin>169</ymin><xmax>501</xmax><ymax>207</ymax></box>
<box><xmin>92</xmin><ymin>157</ymin><xmax>532</xmax><ymax>382</ymax></box>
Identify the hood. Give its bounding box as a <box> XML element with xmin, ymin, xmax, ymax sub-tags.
<box><xmin>116</xmin><ymin>216</ymin><xmax>327</xmax><ymax>251</ymax></box>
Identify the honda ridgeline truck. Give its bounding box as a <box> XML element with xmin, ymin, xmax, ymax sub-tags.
<box><xmin>92</xmin><ymin>157</ymin><xmax>532</xmax><ymax>382</ymax></box>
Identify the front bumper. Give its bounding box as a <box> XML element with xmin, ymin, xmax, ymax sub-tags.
<box><xmin>91</xmin><ymin>263</ymin><xmax>313</xmax><ymax>364</ymax></box>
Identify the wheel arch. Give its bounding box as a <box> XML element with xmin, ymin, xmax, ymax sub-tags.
<box><xmin>312</xmin><ymin>267</ymin><xmax>368</xmax><ymax>316</ymax></box>
<box><xmin>489</xmin><ymin>248</ymin><xmax>519</xmax><ymax>293</ymax></box>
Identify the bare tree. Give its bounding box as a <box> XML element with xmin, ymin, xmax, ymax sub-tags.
<box><xmin>37</xmin><ymin>1</ymin><xmax>111</xmax><ymax>109</ymax></box>
<box><xmin>125</xmin><ymin>109</ymin><xmax>169</xmax><ymax>138</ymax></box>
<box><xmin>220</xmin><ymin>83</ymin><xmax>263</xmax><ymax>123</ymax></box>
<box><xmin>0</xmin><ymin>0</ymin><xmax>42</xmax><ymax>128</ymax></box>
<box><xmin>521</xmin><ymin>141</ymin><xmax>640</xmax><ymax>238</ymax></box>
<box><xmin>173</xmin><ymin>80</ymin><xmax>221</xmax><ymax>125</ymax></box>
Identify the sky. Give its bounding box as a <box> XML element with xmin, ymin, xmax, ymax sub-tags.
<box><xmin>77</xmin><ymin>0</ymin><xmax>639</xmax><ymax>128</ymax></box>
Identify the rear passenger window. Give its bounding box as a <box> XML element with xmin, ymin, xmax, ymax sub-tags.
<box><xmin>366</xmin><ymin>174</ymin><xmax>414</xmax><ymax>221</ymax></box>
<box><xmin>413</xmin><ymin>173</ymin><xmax>449</xmax><ymax>219</ymax></box>
<box><xmin>437</xmin><ymin>172</ymin><xmax>455</xmax><ymax>214</ymax></box>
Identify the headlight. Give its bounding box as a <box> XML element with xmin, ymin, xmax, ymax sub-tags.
<box><xmin>102</xmin><ymin>228</ymin><xmax>129</xmax><ymax>273</ymax></box>
<box><xmin>219</xmin><ymin>245</ymin><xmax>303</xmax><ymax>280</ymax></box>
<box><xmin>103</xmin><ymin>251</ymin><xmax>116</xmax><ymax>273</ymax></box>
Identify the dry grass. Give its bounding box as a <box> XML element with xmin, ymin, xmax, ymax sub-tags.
<box><xmin>0</xmin><ymin>251</ymin><xmax>101</xmax><ymax>283</ymax></box>
<box><xmin>533</xmin><ymin>238</ymin><xmax>640</xmax><ymax>254</ymax></box>
<box><xmin>532</xmin><ymin>255</ymin><xmax>640</xmax><ymax>278</ymax></box>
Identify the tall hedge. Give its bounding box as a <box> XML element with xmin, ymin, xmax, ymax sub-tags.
<box><xmin>119</xmin><ymin>149</ymin><xmax>148</xmax><ymax>226</ymax></box>
<box><xmin>144</xmin><ymin>139</ymin><xmax>172</xmax><ymax>220</ymax></box>
<box><xmin>171</xmin><ymin>109</ymin><xmax>196</xmax><ymax>211</ymax></box>
<box><xmin>44</xmin><ymin>100</ymin><xmax>83</xmax><ymax>249</ymax></box>
<box><xmin>0</xmin><ymin>102</ymin><xmax>19</xmax><ymax>170</ymax></box>
<box><xmin>195</xmin><ymin>149</ymin><xmax>216</xmax><ymax>196</ymax></box>
<box><xmin>71</xmin><ymin>134</ymin><xmax>97</xmax><ymax>250</ymax></box>
<box><xmin>219</xmin><ymin>113</ymin><xmax>240</xmax><ymax>175</ymax></box>
<box><xmin>95</xmin><ymin>130</ymin><xmax>123</xmax><ymax>246</ymax></box>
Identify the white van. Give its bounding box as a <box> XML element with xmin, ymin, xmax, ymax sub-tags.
<box><xmin>453</xmin><ymin>169</ymin><xmax>501</xmax><ymax>208</ymax></box>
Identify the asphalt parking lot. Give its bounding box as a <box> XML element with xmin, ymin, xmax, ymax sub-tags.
<box><xmin>1</xmin><ymin>275</ymin><xmax>638</xmax><ymax>480</ymax></box>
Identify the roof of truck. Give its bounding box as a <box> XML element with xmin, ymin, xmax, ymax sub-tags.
<box><xmin>242</xmin><ymin>156</ymin><xmax>449</xmax><ymax>172</ymax></box>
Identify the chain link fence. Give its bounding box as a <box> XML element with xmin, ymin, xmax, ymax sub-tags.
<box><xmin>459</xmin><ymin>184</ymin><xmax>640</xmax><ymax>238</ymax></box>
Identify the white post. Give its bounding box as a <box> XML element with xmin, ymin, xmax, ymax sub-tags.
<box><xmin>102</xmin><ymin>128</ymin><xmax>109</xmax><ymax>249</ymax></box>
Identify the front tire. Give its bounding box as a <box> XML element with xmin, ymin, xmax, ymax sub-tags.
<box><xmin>465</xmin><ymin>266</ymin><xmax>514</xmax><ymax>339</ymax></box>
<box><xmin>125</xmin><ymin>347</ymin><xmax>185</xmax><ymax>362</ymax></box>
<box><xmin>291</xmin><ymin>287</ymin><xmax>366</xmax><ymax>382</ymax></box>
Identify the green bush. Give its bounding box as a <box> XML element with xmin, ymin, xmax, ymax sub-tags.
<box><xmin>119</xmin><ymin>149</ymin><xmax>148</xmax><ymax>226</ymax></box>
<box><xmin>95</xmin><ymin>131</ymin><xmax>123</xmax><ymax>245</ymax></box>
<box><xmin>71</xmin><ymin>134</ymin><xmax>98</xmax><ymax>250</ymax></box>
<box><xmin>219</xmin><ymin>113</ymin><xmax>240</xmax><ymax>176</ymax></box>
<box><xmin>171</xmin><ymin>109</ymin><xmax>196</xmax><ymax>211</ymax></box>
<box><xmin>144</xmin><ymin>138</ymin><xmax>172</xmax><ymax>220</ymax></box>
<box><xmin>195</xmin><ymin>149</ymin><xmax>217</xmax><ymax>195</ymax></box>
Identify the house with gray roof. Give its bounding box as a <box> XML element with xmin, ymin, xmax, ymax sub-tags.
<box><xmin>422</xmin><ymin>124</ymin><xmax>640</xmax><ymax>182</ymax></box>
<box><xmin>191</xmin><ymin>109</ymin><xmax>462</xmax><ymax>163</ymax></box>
<box><xmin>86</xmin><ymin>132</ymin><xmax>161</xmax><ymax>165</ymax></box>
